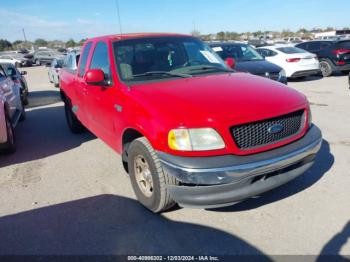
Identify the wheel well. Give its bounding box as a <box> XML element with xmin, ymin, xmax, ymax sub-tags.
<box><xmin>121</xmin><ymin>128</ymin><xmax>144</xmax><ymax>173</ymax></box>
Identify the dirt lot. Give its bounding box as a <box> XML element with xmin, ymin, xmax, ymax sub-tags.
<box><xmin>0</xmin><ymin>66</ymin><xmax>349</xmax><ymax>258</ymax></box>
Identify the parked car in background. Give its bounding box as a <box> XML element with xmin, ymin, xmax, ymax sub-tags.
<box><xmin>210</xmin><ymin>42</ymin><xmax>287</xmax><ymax>84</ymax></box>
<box><xmin>0</xmin><ymin>63</ymin><xmax>29</xmax><ymax>105</ymax></box>
<box><xmin>296</xmin><ymin>40</ymin><xmax>350</xmax><ymax>77</ymax></box>
<box><xmin>284</xmin><ymin>37</ymin><xmax>303</xmax><ymax>44</ymax></box>
<box><xmin>33</xmin><ymin>50</ymin><xmax>62</xmax><ymax>66</ymax></box>
<box><xmin>0</xmin><ymin>64</ymin><xmax>26</xmax><ymax>154</ymax></box>
<box><xmin>256</xmin><ymin>46</ymin><xmax>320</xmax><ymax>79</ymax></box>
<box><xmin>60</xmin><ymin>33</ymin><xmax>322</xmax><ymax>212</ymax></box>
<box><xmin>248</xmin><ymin>39</ymin><xmax>269</xmax><ymax>48</ymax></box>
<box><xmin>0</xmin><ymin>54</ymin><xmax>32</xmax><ymax>67</ymax></box>
<box><xmin>48</xmin><ymin>58</ymin><xmax>64</xmax><ymax>87</ymax></box>
<box><xmin>62</xmin><ymin>50</ymin><xmax>80</xmax><ymax>71</ymax></box>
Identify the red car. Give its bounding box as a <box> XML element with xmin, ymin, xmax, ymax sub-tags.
<box><xmin>60</xmin><ymin>33</ymin><xmax>322</xmax><ymax>212</ymax></box>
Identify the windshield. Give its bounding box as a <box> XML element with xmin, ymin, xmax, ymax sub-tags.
<box><xmin>212</xmin><ymin>44</ymin><xmax>264</xmax><ymax>62</ymax></box>
<box><xmin>276</xmin><ymin>47</ymin><xmax>307</xmax><ymax>54</ymax></box>
<box><xmin>113</xmin><ymin>36</ymin><xmax>229</xmax><ymax>82</ymax></box>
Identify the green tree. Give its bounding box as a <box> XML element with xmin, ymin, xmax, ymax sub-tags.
<box><xmin>0</xmin><ymin>39</ymin><xmax>12</xmax><ymax>51</ymax></box>
<box><xmin>216</xmin><ymin>31</ymin><xmax>225</xmax><ymax>41</ymax></box>
<box><xmin>12</xmin><ymin>40</ymin><xmax>23</xmax><ymax>46</ymax></box>
<box><xmin>66</xmin><ymin>39</ymin><xmax>76</xmax><ymax>48</ymax></box>
<box><xmin>78</xmin><ymin>38</ymin><xmax>88</xmax><ymax>46</ymax></box>
<box><xmin>34</xmin><ymin>38</ymin><xmax>48</xmax><ymax>47</ymax></box>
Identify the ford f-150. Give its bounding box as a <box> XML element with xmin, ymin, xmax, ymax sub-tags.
<box><xmin>60</xmin><ymin>33</ymin><xmax>322</xmax><ymax>212</ymax></box>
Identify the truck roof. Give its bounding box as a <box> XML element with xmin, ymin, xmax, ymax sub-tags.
<box><xmin>87</xmin><ymin>33</ymin><xmax>192</xmax><ymax>42</ymax></box>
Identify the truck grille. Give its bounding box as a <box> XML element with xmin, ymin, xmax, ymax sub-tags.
<box><xmin>231</xmin><ymin>110</ymin><xmax>305</xmax><ymax>149</ymax></box>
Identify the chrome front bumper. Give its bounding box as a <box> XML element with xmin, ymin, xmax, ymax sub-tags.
<box><xmin>158</xmin><ymin>125</ymin><xmax>322</xmax><ymax>208</ymax></box>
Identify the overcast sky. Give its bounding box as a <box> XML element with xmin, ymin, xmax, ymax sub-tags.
<box><xmin>1</xmin><ymin>0</ymin><xmax>349</xmax><ymax>41</ymax></box>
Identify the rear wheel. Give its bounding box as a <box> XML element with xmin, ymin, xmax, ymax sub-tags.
<box><xmin>64</xmin><ymin>99</ymin><xmax>85</xmax><ymax>134</ymax></box>
<box><xmin>128</xmin><ymin>137</ymin><xmax>178</xmax><ymax>213</ymax></box>
<box><xmin>320</xmin><ymin>60</ymin><xmax>333</xmax><ymax>77</ymax></box>
<box><xmin>1</xmin><ymin>112</ymin><xmax>16</xmax><ymax>154</ymax></box>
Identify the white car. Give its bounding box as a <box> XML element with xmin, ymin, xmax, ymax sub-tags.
<box><xmin>0</xmin><ymin>55</ymin><xmax>22</xmax><ymax>67</ymax></box>
<box><xmin>0</xmin><ymin>54</ymin><xmax>31</xmax><ymax>67</ymax></box>
<box><xmin>47</xmin><ymin>58</ymin><xmax>64</xmax><ymax>87</ymax></box>
<box><xmin>256</xmin><ymin>46</ymin><xmax>320</xmax><ymax>78</ymax></box>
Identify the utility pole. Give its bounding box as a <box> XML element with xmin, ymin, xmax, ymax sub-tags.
<box><xmin>22</xmin><ymin>28</ymin><xmax>27</xmax><ymax>42</ymax></box>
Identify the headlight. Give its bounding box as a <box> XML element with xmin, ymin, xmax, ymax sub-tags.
<box><xmin>168</xmin><ymin>128</ymin><xmax>225</xmax><ymax>151</ymax></box>
<box><xmin>279</xmin><ymin>69</ymin><xmax>286</xmax><ymax>78</ymax></box>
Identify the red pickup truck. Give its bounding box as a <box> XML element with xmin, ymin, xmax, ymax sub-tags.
<box><xmin>60</xmin><ymin>33</ymin><xmax>322</xmax><ymax>212</ymax></box>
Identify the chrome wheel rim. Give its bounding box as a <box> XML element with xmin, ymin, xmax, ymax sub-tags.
<box><xmin>134</xmin><ymin>155</ymin><xmax>153</xmax><ymax>197</ymax></box>
<box><xmin>320</xmin><ymin>62</ymin><xmax>329</xmax><ymax>76</ymax></box>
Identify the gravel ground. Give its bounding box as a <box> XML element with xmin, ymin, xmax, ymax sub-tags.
<box><xmin>0</xmin><ymin>66</ymin><xmax>349</xmax><ymax>259</ymax></box>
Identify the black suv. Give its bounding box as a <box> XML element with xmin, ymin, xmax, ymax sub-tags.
<box><xmin>296</xmin><ymin>40</ymin><xmax>350</xmax><ymax>77</ymax></box>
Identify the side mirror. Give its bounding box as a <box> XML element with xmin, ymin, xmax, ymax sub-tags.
<box><xmin>84</xmin><ymin>69</ymin><xmax>105</xmax><ymax>85</ymax></box>
<box><xmin>225</xmin><ymin>57</ymin><xmax>235</xmax><ymax>69</ymax></box>
<box><xmin>21</xmin><ymin>71</ymin><xmax>27</xmax><ymax>75</ymax></box>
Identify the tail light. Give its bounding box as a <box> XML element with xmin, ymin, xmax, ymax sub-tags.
<box><xmin>336</xmin><ymin>61</ymin><xmax>346</xmax><ymax>65</ymax></box>
<box><xmin>332</xmin><ymin>49</ymin><xmax>350</xmax><ymax>55</ymax></box>
<box><xmin>286</xmin><ymin>58</ymin><xmax>301</xmax><ymax>63</ymax></box>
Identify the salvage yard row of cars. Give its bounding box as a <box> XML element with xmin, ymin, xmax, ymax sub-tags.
<box><xmin>1</xmin><ymin>33</ymin><xmax>350</xmax><ymax>213</ymax></box>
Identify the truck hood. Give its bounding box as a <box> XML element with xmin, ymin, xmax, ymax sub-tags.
<box><xmin>130</xmin><ymin>72</ymin><xmax>307</xmax><ymax>127</ymax></box>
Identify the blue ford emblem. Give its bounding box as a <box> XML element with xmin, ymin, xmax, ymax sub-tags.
<box><xmin>268</xmin><ymin>124</ymin><xmax>284</xmax><ymax>134</ymax></box>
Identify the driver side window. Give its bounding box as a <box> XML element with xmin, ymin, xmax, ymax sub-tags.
<box><xmin>90</xmin><ymin>41</ymin><xmax>112</xmax><ymax>83</ymax></box>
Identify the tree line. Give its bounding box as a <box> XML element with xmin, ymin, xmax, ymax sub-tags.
<box><xmin>193</xmin><ymin>26</ymin><xmax>350</xmax><ymax>41</ymax></box>
<box><xmin>0</xmin><ymin>38</ymin><xmax>87</xmax><ymax>52</ymax></box>
<box><xmin>1</xmin><ymin>26</ymin><xmax>349</xmax><ymax>51</ymax></box>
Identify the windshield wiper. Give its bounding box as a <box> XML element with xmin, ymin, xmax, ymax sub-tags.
<box><xmin>133</xmin><ymin>71</ymin><xmax>192</xmax><ymax>78</ymax></box>
<box><xmin>188</xmin><ymin>66</ymin><xmax>234</xmax><ymax>73</ymax></box>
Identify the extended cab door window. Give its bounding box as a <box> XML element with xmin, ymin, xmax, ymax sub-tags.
<box><xmin>78</xmin><ymin>42</ymin><xmax>93</xmax><ymax>77</ymax></box>
<box><xmin>89</xmin><ymin>41</ymin><xmax>112</xmax><ymax>85</ymax></box>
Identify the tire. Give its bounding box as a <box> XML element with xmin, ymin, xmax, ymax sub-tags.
<box><xmin>64</xmin><ymin>99</ymin><xmax>85</xmax><ymax>134</ymax></box>
<box><xmin>22</xmin><ymin>95</ymin><xmax>29</xmax><ymax>106</ymax></box>
<box><xmin>128</xmin><ymin>137</ymin><xmax>178</xmax><ymax>213</ymax></box>
<box><xmin>1</xmin><ymin>112</ymin><xmax>16</xmax><ymax>154</ymax></box>
<box><xmin>19</xmin><ymin>103</ymin><xmax>26</xmax><ymax>122</ymax></box>
<box><xmin>320</xmin><ymin>60</ymin><xmax>333</xmax><ymax>77</ymax></box>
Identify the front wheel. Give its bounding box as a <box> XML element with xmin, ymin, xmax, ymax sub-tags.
<box><xmin>128</xmin><ymin>137</ymin><xmax>178</xmax><ymax>213</ymax></box>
